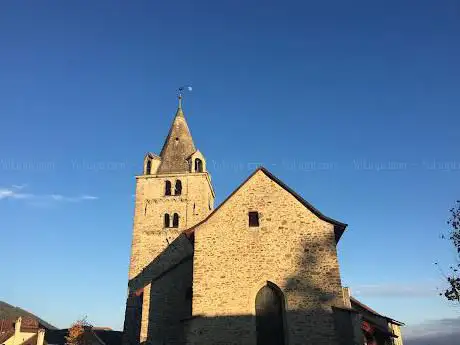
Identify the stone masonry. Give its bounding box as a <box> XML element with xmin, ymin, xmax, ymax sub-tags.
<box><xmin>122</xmin><ymin>98</ymin><xmax>391</xmax><ymax>345</ymax></box>
<box><xmin>187</xmin><ymin>169</ymin><xmax>346</xmax><ymax>345</ymax></box>
<box><xmin>123</xmin><ymin>102</ymin><xmax>214</xmax><ymax>345</ymax></box>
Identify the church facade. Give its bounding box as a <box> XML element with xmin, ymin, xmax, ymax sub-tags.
<box><xmin>122</xmin><ymin>97</ymin><xmax>403</xmax><ymax>345</ymax></box>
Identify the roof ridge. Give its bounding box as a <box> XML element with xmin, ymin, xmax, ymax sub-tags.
<box><xmin>184</xmin><ymin>166</ymin><xmax>347</xmax><ymax>242</ymax></box>
<box><xmin>350</xmin><ymin>296</ymin><xmax>405</xmax><ymax>326</ymax></box>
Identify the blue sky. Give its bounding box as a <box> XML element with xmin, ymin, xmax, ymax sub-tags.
<box><xmin>0</xmin><ymin>0</ymin><xmax>459</xmax><ymax>332</ymax></box>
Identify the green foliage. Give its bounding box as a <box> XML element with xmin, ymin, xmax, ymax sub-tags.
<box><xmin>438</xmin><ymin>201</ymin><xmax>460</xmax><ymax>302</ymax></box>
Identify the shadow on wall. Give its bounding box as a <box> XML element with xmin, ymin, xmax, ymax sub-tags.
<box><xmin>123</xmin><ymin>230</ymin><xmax>361</xmax><ymax>345</ymax></box>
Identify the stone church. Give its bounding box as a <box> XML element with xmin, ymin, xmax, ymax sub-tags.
<box><xmin>122</xmin><ymin>96</ymin><xmax>404</xmax><ymax>345</ymax></box>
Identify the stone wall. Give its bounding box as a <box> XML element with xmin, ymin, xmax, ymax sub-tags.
<box><xmin>124</xmin><ymin>169</ymin><xmax>213</xmax><ymax>345</ymax></box>
<box><xmin>332</xmin><ymin>307</ymin><xmax>364</xmax><ymax>345</ymax></box>
<box><xmin>127</xmin><ymin>233</ymin><xmax>195</xmax><ymax>344</ymax></box>
<box><xmin>128</xmin><ymin>172</ymin><xmax>214</xmax><ymax>280</ymax></box>
<box><xmin>389</xmin><ymin>323</ymin><xmax>404</xmax><ymax>345</ymax></box>
<box><xmin>147</xmin><ymin>258</ymin><xmax>193</xmax><ymax>345</ymax></box>
<box><xmin>188</xmin><ymin>169</ymin><xmax>346</xmax><ymax>345</ymax></box>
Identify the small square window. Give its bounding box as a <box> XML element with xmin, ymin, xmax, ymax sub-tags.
<box><xmin>248</xmin><ymin>211</ymin><xmax>259</xmax><ymax>227</ymax></box>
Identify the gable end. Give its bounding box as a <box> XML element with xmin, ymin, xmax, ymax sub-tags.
<box><xmin>185</xmin><ymin>166</ymin><xmax>347</xmax><ymax>242</ymax></box>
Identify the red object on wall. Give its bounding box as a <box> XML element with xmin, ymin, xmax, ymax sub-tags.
<box><xmin>362</xmin><ymin>321</ymin><xmax>374</xmax><ymax>334</ymax></box>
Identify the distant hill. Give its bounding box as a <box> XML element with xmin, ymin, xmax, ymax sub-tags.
<box><xmin>0</xmin><ymin>301</ymin><xmax>56</xmax><ymax>329</ymax></box>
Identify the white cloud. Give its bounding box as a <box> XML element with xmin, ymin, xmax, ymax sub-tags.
<box><xmin>0</xmin><ymin>189</ymin><xmax>14</xmax><ymax>199</ymax></box>
<box><xmin>80</xmin><ymin>195</ymin><xmax>98</xmax><ymax>200</ymax></box>
<box><xmin>0</xmin><ymin>188</ymin><xmax>32</xmax><ymax>200</ymax></box>
<box><xmin>0</xmin><ymin>185</ymin><xmax>98</xmax><ymax>204</ymax></box>
<box><xmin>50</xmin><ymin>194</ymin><xmax>99</xmax><ymax>202</ymax></box>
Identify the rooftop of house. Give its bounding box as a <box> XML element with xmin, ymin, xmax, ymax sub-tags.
<box><xmin>44</xmin><ymin>328</ymin><xmax>122</xmax><ymax>345</ymax></box>
<box><xmin>351</xmin><ymin>296</ymin><xmax>405</xmax><ymax>326</ymax></box>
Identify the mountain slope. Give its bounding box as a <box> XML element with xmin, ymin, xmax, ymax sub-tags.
<box><xmin>0</xmin><ymin>301</ymin><xmax>56</xmax><ymax>329</ymax></box>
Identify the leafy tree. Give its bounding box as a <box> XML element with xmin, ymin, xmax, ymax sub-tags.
<box><xmin>65</xmin><ymin>318</ymin><xmax>93</xmax><ymax>345</ymax></box>
<box><xmin>437</xmin><ymin>201</ymin><xmax>460</xmax><ymax>302</ymax></box>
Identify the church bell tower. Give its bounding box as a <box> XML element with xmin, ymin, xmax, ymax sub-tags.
<box><xmin>124</xmin><ymin>94</ymin><xmax>215</xmax><ymax>343</ymax></box>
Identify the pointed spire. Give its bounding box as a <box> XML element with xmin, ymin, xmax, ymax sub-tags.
<box><xmin>157</xmin><ymin>97</ymin><xmax>196</xmax><ymax>174</ymax></box>
<box><xmin>176</xmin><ymin>94</ymin><xmax>184</xmax><ymax>117</ymax></box>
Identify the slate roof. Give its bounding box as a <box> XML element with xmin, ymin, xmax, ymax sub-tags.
<box><xmin>44</xmin><ymin>328</ymin><xmax>68</xmax><ymax>345</ymax></box>
<box><xmin>351</xmin><ymin>296</ymin><xmax>404</xmax><ymax>326</ymax></box>
<box><xmin>44</xmin><ymin>328</ymin><xmax>122</xmax><ymax>345</ymax></box>
<box><xmin>93</xmin><ymin>329</ymin><xmax>123</xmax><ymax>345</ymax></box>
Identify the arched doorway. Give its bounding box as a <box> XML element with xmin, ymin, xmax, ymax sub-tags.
<box><xmin>255</xmin><ymin>282</ymin><xmax>285</xmax><ymax>345</ymax></box>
